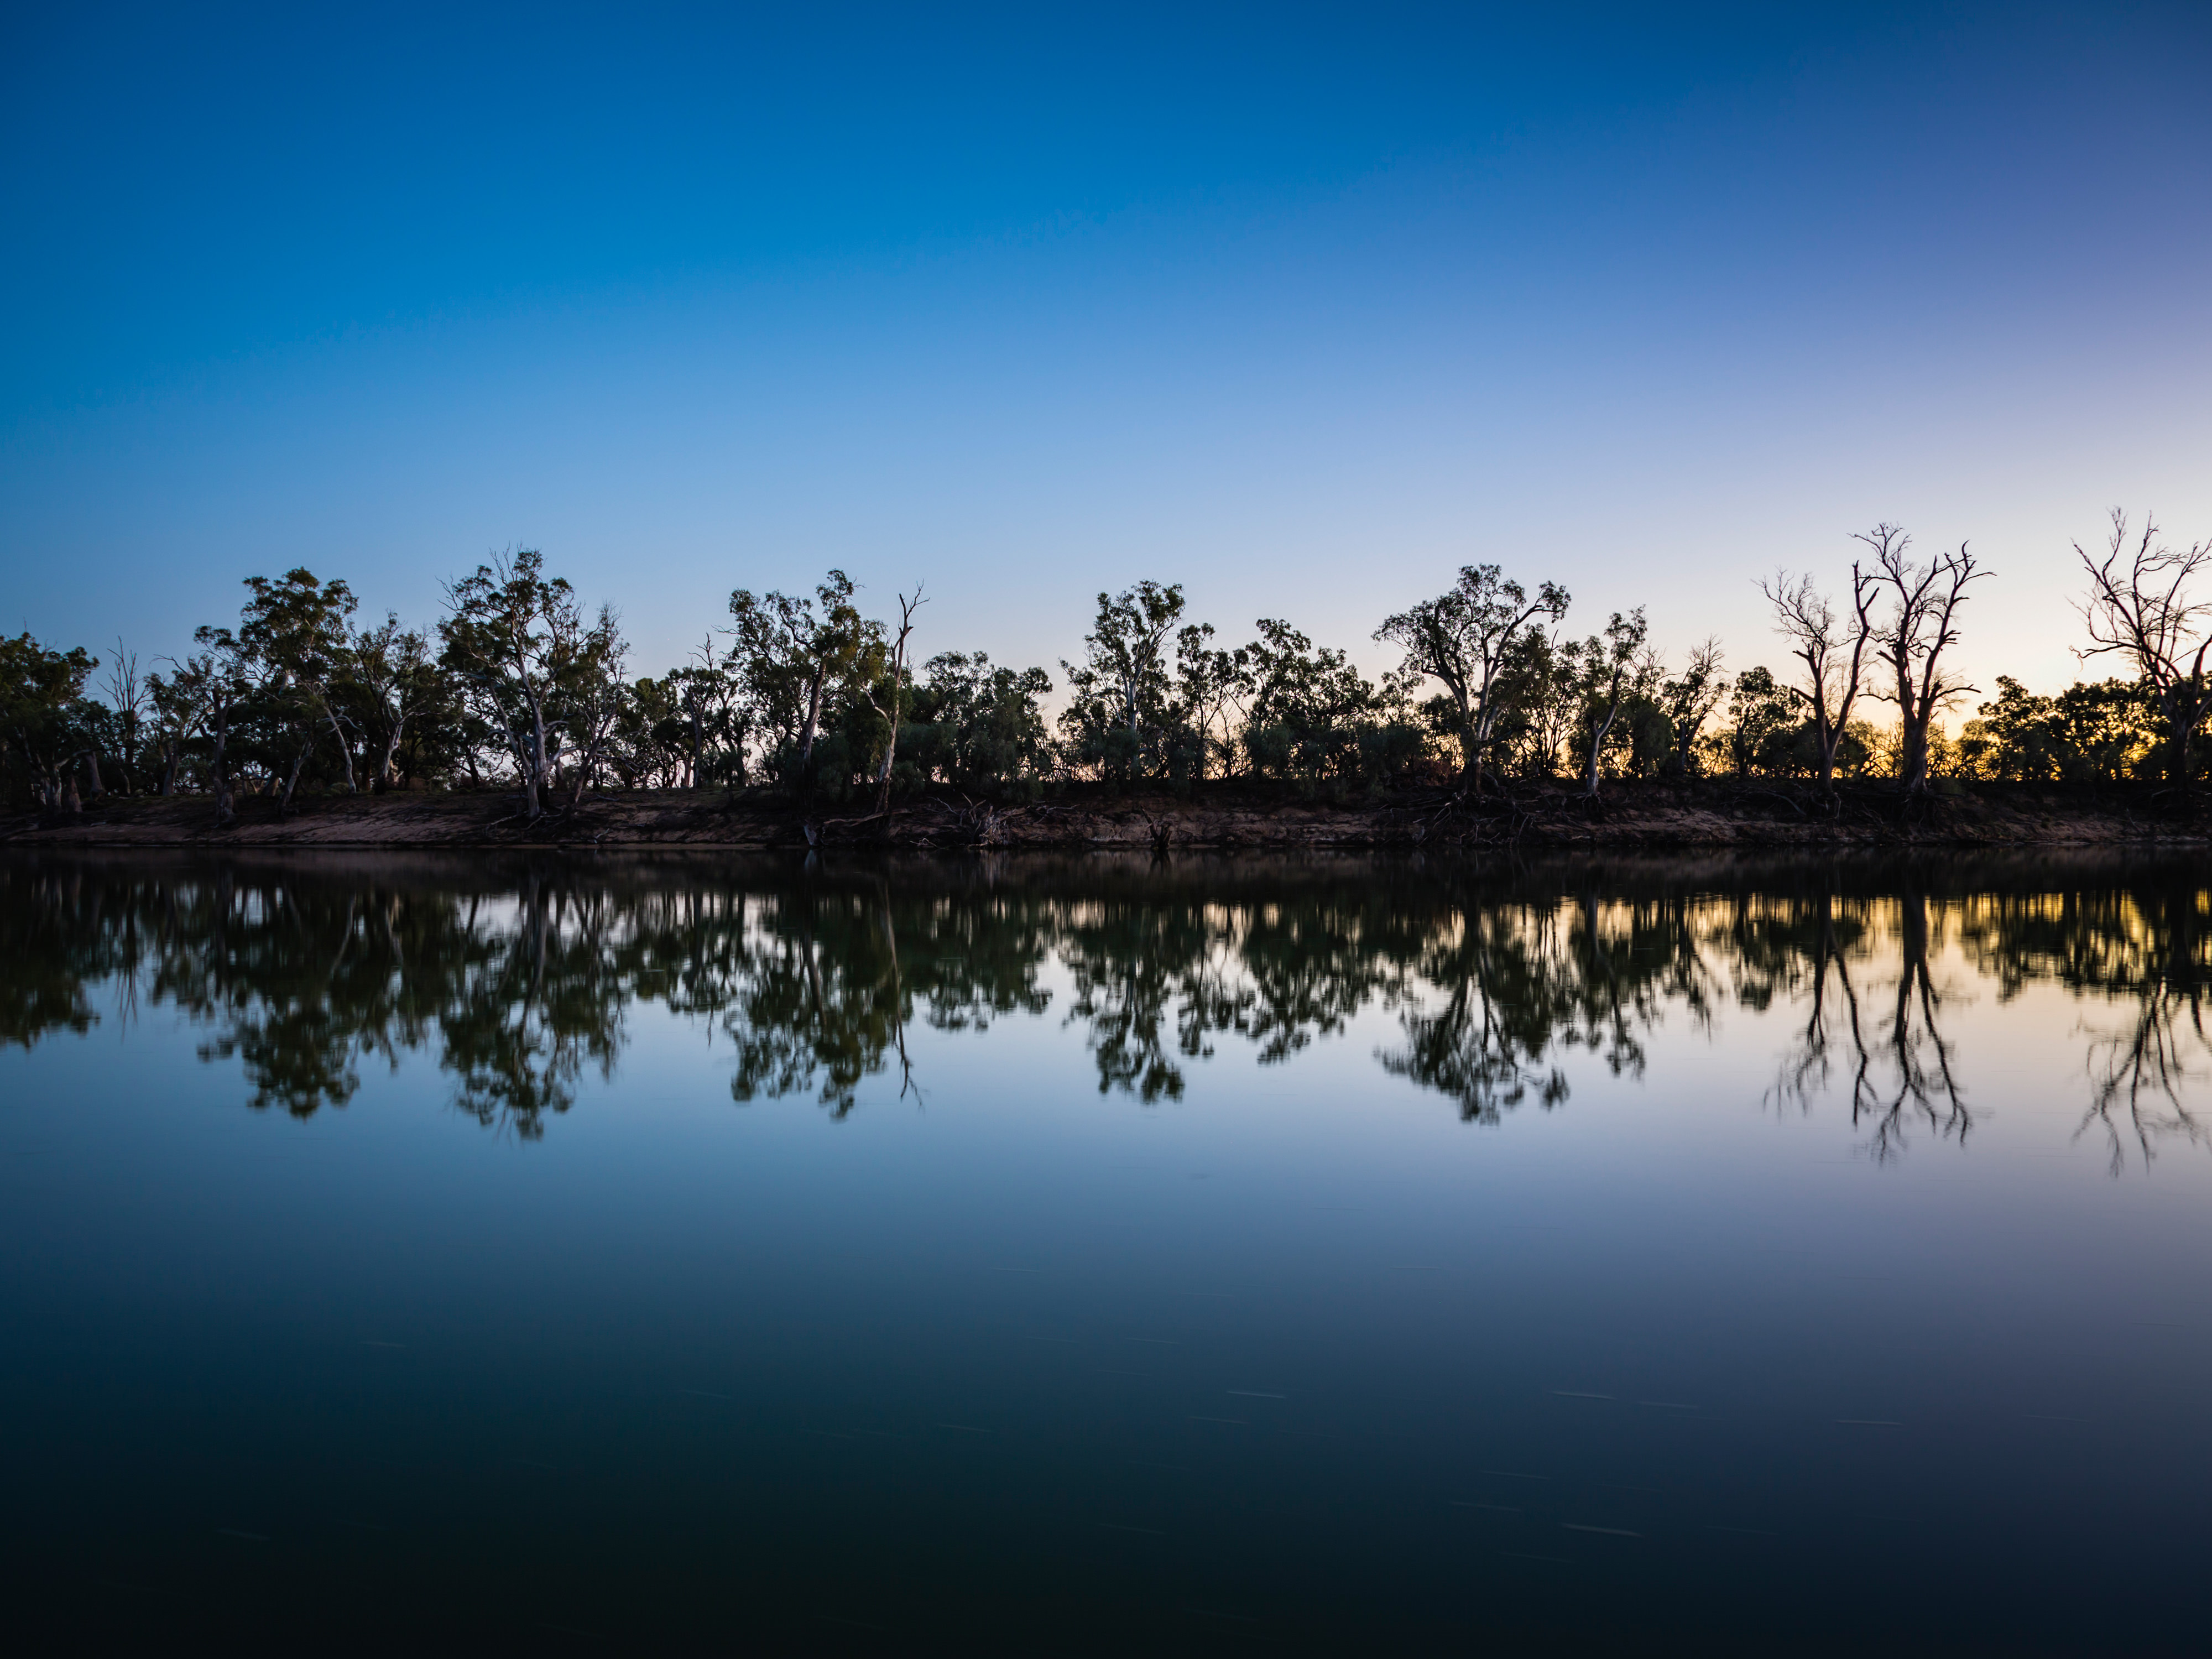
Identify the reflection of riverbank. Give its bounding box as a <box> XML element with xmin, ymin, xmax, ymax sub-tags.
<box><xmin>5</xmin><ymin>780</ymin><xmax>2208</xmax><ymax>851</ymax></box>
<box><xmin>3</xmin><ymin>853</ymin><xmax>2207</xmax><ymax>1168</ymax></box>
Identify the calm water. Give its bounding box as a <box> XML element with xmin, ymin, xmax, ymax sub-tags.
<box><xmin>3</xmin><ymin>850</ymin><xmax>2208</xmax><ymax>1653</ymax></box>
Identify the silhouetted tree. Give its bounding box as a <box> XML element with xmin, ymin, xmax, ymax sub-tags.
<box><xmin>1859</xmin><ymin>524</ymin><xmax>1986</xmax><ymax>792</ymax></box>
<box><xmin>1761</xmin><ymin>564</ymin><xmax>1875</xmax><ymax>787</ymax></box>
<box><xmin>1376</xmin><ymin>564</ymin><xmax>1569</xmax><ymax>790</ymax></box>
<box><xmin>2076</xmin><ymin>507</ymin><xmax>2212</xmax><ymax>789</ymax></box>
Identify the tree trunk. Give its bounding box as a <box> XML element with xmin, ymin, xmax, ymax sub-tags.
<box><xmin>1583</xmin><ymin>687</ymin><xmax>1624</xmax><ymax>797</ymax></box>
<box><xmin>279</xmin><ymin>739</ymin><xmax>311</xmax><ymax>815</ymax></box>
<box><xmin>211</xmin><ymin>708</ymin><xmax>234</xmax><ymax>828</ymax></box>
<box><xmin>1897</xmin><ymin>716</ymin><xmax>1931</xmax><ymax>793</ymax></box>
<box><xmin>326</xmin><ymin>708</ymin><xmax>358</xmax><ymax>792</ymax></box>
<box><xmin>874</xmin><ymin>687</ymin><xmax>904</xmax><ymax>817</ymax></box>
<box><xmin>380</xmin><ymin>717</ymin><xmax>408</xmax><ymax>790</ymax></box>
<box><xmin>524</xmin><ymin>695</ymin><xmax>548</xmax><ymax>819</ymax></box>
<box><xmin>798</xmin><ymin>674</ymin><xmax>826</xmax><ymax>765</ymax></box>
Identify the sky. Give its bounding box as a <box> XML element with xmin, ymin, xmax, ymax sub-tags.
<box><xmin>3</xmin><ymin>1</ymin><xmax>2209</xmax><ymax>703</ymax></box>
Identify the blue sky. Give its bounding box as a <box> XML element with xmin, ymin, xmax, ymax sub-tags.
<box><xmin>4</xmin><ymin>1</ymin><xmax>2208</xmax><ymax>697</ymax></box>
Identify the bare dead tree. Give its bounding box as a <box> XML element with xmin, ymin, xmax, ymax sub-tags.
<box><xmin>100</xmin><ymin>637</ymin><xmax>148</xmax><ymax>795</ymax></box>
<box><xmin>867</xmin><ymin>586</ymin><xmax>926</xmax><ymax>816</ymax></box>
<box><xmin>1856</xmin><ymin>524</ymin><xmax>1987</xmax><ymax>793</ymax></box>
<box><xmin>1760</xmin><ymin>564</ymin><xmax>1876</xmax><ymax>787</ymax></box>
<box><xmin>2075</xmin><ymin>508</ymin><xmax>2212</xmax><ymax>789</ymax></box>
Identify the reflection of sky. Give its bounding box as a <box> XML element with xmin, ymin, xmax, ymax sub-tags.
<box><xmin>4</xmin><ymin>3</ymin><xmax>2210</xmax><ymax>706</ymax></box>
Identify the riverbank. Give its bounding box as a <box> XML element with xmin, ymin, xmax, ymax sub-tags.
<box><xmin>4</xmin><ymin>780</ymin><xmax>2204</xmax><ymax>851</ymax></box>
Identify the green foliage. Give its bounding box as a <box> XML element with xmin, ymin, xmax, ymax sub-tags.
<box><xmin>438</xmin><ymin>548</ymin><xmax>627</xmax><ymax>816</ymax></box>
<box><xmin>905</xmin><ymin>652</ymin><xmax>1055</xmax><ymax>796</ymax></box>
<box><xmin>1058</xmin><ymin>581</ymin><xmax>1186</xmax><ymax>783</ymax></box>
<box><xmin>0</xmin><ymin>633</ymin><xmax>98</xmax><ymax>812</ymax></box>
<box><xmin>1375</xmin><ymin>564</ymin><xmax>1569</xmax><ymax>782</ymax></box>
<box><xmin>1956</xmin><ymin>676</ymin><xmax>2159</xmax><ymax>781</ymax></box>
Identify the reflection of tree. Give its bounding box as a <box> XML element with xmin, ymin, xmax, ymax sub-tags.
<box><xmin>0</xmin><ymin>863</ymin><xmax>109</xmax><ymax>1048</ymax></box>
<box><xmin>2083</xmin><ymin>989</ymin><xmax>2212</xmax><ymax>1173</ymax></box>
<box><xmin>1380</xmin><ymin>905</ymin><xmax>1571</xmax><ymax>1123</ymax></box>
<box><xmin>3</xmin><ymin>851</ymin><xmax>2210</xmax><ymax>1164</ymax></box>
<box><xmin>1764</xmin><ymin>883</ymin><xmax>1972</xmax><ymax>1161</ymax></box>
<box><xmin>435</xmin><ymin>880</ymin><xmax>626</xmax><ymax>1137</ymax></box>
<box><xmin>1381</xmin><ymin>890</ymin><xmax>1721</xmax><ymax>1124</ymax></box>
<box><xmin>1060</xmin><ymin>899</ymin><xmax>1229</xmax><ymax>1100</ymax></box>
<box><xmin>1961</xmin><ymin>877</ymin><xmax>2212</xmax><ymax>1172</ymax></box>
<box><xmin>1854</xmin><ymin>890</ymin><xmax>1972</xmax><ymax>1160</ymax></box>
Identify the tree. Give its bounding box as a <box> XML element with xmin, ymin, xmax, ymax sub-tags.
<box><xmin>557</xmin><ymin>619</ymin><xmax>630</xmax><ymax>807</ymax></box>
<box><xmin>1760</xmin><ymin>563</ymin><xmax>1875</xmax><ymax>787</ymax></box>
<box><xmin>863</xmin><ymin>586</ymin><xmax>926</xmax><ymax>814</ymax></box>
<box><xmin>1656</xmin><ymin>638</ymin><xmax>1728</xmax><ymax>777</ymax></box>
<box><xmin>1173</xmin><ymin>623</ymin><xmax>1250</xmax><ymax>780</ymax></box>
<box><xmin>909</xmin><ymin>653</ymin><xmax>1055</xmax><ymax>793</ymax></box>
<box><xmin>1721</xmin><ymin>666</ymin><xmax>1799</xmax><ymax>776</ymax></box>
<box><xmin>145</xmin><ymin>658</ymin><xmax>208</xmax><ymax>796</ymax></box>
<box><xmin>1859</xmin><ymin>524</ymin><xmax>1986</xmax><ymax>792</ymax></box>
<box><xmin>347</xmin><ymin>613</ymin><xmax>440</xmax><ymax>789</ymax></box>
<box><xmin>664</xmin><ymin>636</ymin><xmax>748</xmax><ymax>790</ymax></box>
<box><xmin>439</xmin><ymin>548</ymin><xmax>622</xmax><ymax>820</ymax></box>
<box><xmin>1567</xmin><ymin>609</ymin><xmax>1650</xmax><ymax>796</ymax></box>
<box><xmin>238</xmin><ymin>567</ymin><xmax>361</xmax><ymax>810</ymax></box>
<box><xmin>1059</xmin><ymin>581</ymin><xmax>1186</xmax><ymax>781</ymax></box>
<box><xmin>2076</xmin><ymin>508</ymin><xmax>2212</xmax><ymax>788</ymax></box>
<box><xmin>1241</xmin><ymin>617</ymin><xmax>1407</xmax><ymax>786</ymax></box>
<box><xmin>98</xmin><ymin>639</ymin><xmax>149</xmax><ymax>796</ymax></box>
<box><xmin>1956</xmin><ymin>677</ymin><xmax>2066</xmax><ymax>781</ymax></box>
<box><xmin>0</xmin><ymin>634</ymin><xmax>97</xmax><ymax>815</ymax></box>
<box><xmin>728</xmin><ymin>571</ymin><xmax>875</xmax><ymax>783</ymax></box>
<box><xmin>181</xmin><ymin>629</ymin><xmax>255</xmax><ymax>827</ymax></box>
<box><xmin>1375</xmin><ymin>565</ymin><xmax>1569</xmax><ymax>791</ymax></box>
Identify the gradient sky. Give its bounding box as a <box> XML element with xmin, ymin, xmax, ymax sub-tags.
<box><xmin>4</xmin><ymin>1</ymin><xmax>2209</xmax><ymax>703</ymax></box>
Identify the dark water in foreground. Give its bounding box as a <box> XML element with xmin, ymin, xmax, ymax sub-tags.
<box><xmin>2</xmin><ymin>851</ymin><xmax>2209</xmax><ymax>1654</ymax></box>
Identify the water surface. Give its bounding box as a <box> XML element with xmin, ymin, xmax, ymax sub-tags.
<box><xmin>3</xmin><ymin>851</ymin><xmax>2208</xmax><ymax>1652</ymax></box>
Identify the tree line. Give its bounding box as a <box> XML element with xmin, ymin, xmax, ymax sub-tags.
<box><xmin>4</xmin><ymin>509</ymin><xmax>2209</xmax><ymax>818</ymax></box>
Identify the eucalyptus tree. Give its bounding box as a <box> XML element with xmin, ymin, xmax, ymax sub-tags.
<box><xmin>439</xmin><ymin>548</ymin><xmax>624</xmax><ymax>820</ymax></box>
<box><xmin>181</xmin><ymin>629</ymin><xmax>254</xmax><ymax>826</ymax></box>
<box><xmin>1060</xmin><ymin>581</ymin><xmax>1186</xmax><ymax>779</ymax></box>
<box><xmin>1375</xmin><ymin>564</ymin><xmax>1569</xmax><ymax>791</ymax></box>
<box><xmin>727</xmin><ymin>570</ymin><xmax>874</xmax><ymax>777</ymax></box>
<box><xmin>347</xmin><ymin>613</ymin><xmax>440</xmax><ymax>789</ymax></box>
<box><xmin>668</xmin><ymin>635</ymin><xmax>749</xmax><ymax>789</ymax></box>
<box><xmin>1760</xmin><ymin>563</ymin><xmax>1876</xmax><ymax>787</ymax></box>
<box><xmin>1173</xmin><ymin>622</ymin><xmax>1250</xmax><ymax>780</ymax></box>
<box><xmin>1722</xmin><ymin>666</ymin><xmax>1798</xmax><ymax>777</ymax></box>
<box><xmin>1567</xmin><ymin>609</ymin><xmax>1651</xmax><ymax>796</ymax></box>
<box><xmin>1240</xmin><ymin>617</ymin><xmax>1402</xmax><ymax>784</ymax></box>
<box><xmin>2076</xmin><ymin>508</ymin><xmax>2212</xmax><ymax>788</ymax></box>
<box><xmin>238</xmin><ymin>567</ymin><xmax>361</xmax><ymax>807</ymax></box>
<box><xmin>145</xmin><ymin>656</ymin><xmax>210</xmax><ymax>796</ymax></box>
<box><xmin>1656</xmin><ymin>638</ymin><xmax>1728</xmax><ymax>777</ymax></box>
<box><xmin>910</xmin><ymin>652</ymin><xmax>1055</xmax><ymax>792</ymax></box>
<box><xmin>0</xmin><ymin>633</ymin><xmax>97</xmax><ymax>815</ymax></box>
<box><xmin>1857</xmin><ymin>524</ymin><xmax>1986</xmax><ymax>793</ymax></box>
